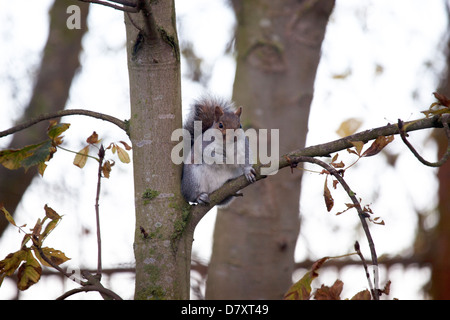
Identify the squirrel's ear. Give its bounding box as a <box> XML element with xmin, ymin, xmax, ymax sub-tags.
<box><xmin>235</xmin><ymin>106</ymin><xmax>242</xmax><ymax>117</ymax></box>
<box><xmin>214</xmin><ymin>106</ymin><xmax>224</xmax><ymax>121</ymax></box>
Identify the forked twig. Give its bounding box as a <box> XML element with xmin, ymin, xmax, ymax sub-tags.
<box><xmin>288</xmin><ymin>156</ymin><xmax>380</xmax><ymax>300</ymax></box>
<box><xmin>398</xmin><ymin>115</ymin><xmax>450</xmax><ymax>167</ymax></box>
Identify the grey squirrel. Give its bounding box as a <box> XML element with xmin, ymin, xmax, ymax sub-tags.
<box><xmin>181</xmin><ymin>96</ymin><xmax>256</xmax><ymax>206</ymax></box>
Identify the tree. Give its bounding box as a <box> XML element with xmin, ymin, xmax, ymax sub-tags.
<box><xmin>206</xmin><ymin>0</ymin><xmax>336</xmax><ymax>299</ymax></box>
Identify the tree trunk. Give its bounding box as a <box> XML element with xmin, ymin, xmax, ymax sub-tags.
<box><xmin>0</xmin><ymin>0</ymin><xmax>89</xmax><ymax>237</ymax></box>
<box><xmin>124</xmin><ymin>1</ymin><xmax>191</xmax><ymax>300</ymax></box>
<box><xmin>206</xmin><ymin>0</ymin><xmax>335</xmax><ymax>299</ymax></box>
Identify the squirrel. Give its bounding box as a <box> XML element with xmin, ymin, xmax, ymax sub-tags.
<box><xmin>181</xmin><ymin>96</ymin><xmax>256</xmax><ymax>206</ymax></box>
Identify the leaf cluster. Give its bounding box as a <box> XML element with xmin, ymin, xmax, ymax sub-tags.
<box><xmin>284</xmin><ymin>255</ymin><xmax>391</xmax><ymax>300</ymax></box>
<box><xmin>319</xmin><ymin>133</ymin><xmax>394</xmax><ymax>224</ymax></box>
<box><xmin>0</xmin><ymin>204</ymin><xmax>69</xmax><ymax>291</ymax></box>
<box><xmin>73</xmin><ymin>131</ymin><xmax>131</xmax><ymax>178</ymax></box>
<box><xmin>0</xmin><ymin>121</ymin><xmax>70</xmax><ymax>176</ymax></box>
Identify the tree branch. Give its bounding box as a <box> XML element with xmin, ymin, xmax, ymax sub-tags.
<box><xmin>0</xmin><ymin>109</ymin><xmax>128</xmax><ymax>138</ymax></box>
<box><xmin>137</xmin><ymin>0</ymin><xmax>159</xmax><ymax>41</ymax></box>
<box><xmin>398</xmin><ymin>114</ymin><xmax>450</xmax><ymax>167</ymax></box>
<box><xmin>189</xmin><ymin>114</ymin><xmax>449</xmax><ymax>228</ymax></box>
<box><xmin>78</xmin><ymin>0</ymin><xmax>139</xmax><ymax>12</ymax></box>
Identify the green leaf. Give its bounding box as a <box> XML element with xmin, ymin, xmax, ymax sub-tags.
<box><xmin>0</xmin><ymin>140</ymin><xmax>55</xmax><ymax>175</ymax></box>
<box><xmin>0</xmin><ymin>250</ymin><xmax>27</xmax><ymax>277</ymax></box>
<box><xmin>47</xmin><ymin>122</ymin><xmax>70</xmax><ymax>140</ymax></box>
<box><xmin>284</xmin><ymin>257</ymin><xmax>329</xmax><ymax>300</ymax></box>
<box><xmin>20</xmin><ymin>140</ymin><xmax>54</xmax><ymax>171</ymax></box>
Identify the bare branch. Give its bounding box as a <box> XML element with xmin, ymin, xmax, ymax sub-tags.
<box><xmin>56</xmin><ymin>282</ymin><xmax>122</xmax><ymax>300</ymax></box>
<box><xmin>0</xmin><ymin>109</ymin><xmax>128</xmax><ymax>138</ymax></box>
<box><xmin>137</xmin><ymin>0</ymin><xmax>159</xmax><ymax>41</ymax></box>
<box><xmin>78</xmin><ymin>0</ymin><xmax>139</xmax><ymax>12</ymax></box>
<box><xmin>398</xmin><ymin>115</ymin><xmax>450</xmax><ymax>167</ymax></box>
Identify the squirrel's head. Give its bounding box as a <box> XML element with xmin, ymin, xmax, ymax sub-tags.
<box><xmin>213</xmin><ymin>106</ymin><xmax>243</xmax><ymax>140</ymax></box>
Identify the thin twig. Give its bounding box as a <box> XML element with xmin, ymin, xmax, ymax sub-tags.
<box><xmin>79</xmin><ymin>0</ymin><xmax>139</xmax><ymax>12</ymax></box>
<box><xmin>95</xmin><ymin>145</ymin><xmax>105</xmax><ymax>279</ymax></box>
<box><xmin>354</xmin><ymin>241</ymin><xmax>375</xmax><ymax>298</ymax></box>
<box><xmin>398</xmin><ymin>115</ymin><xmax>450</xmax><ymax>167</ymax></box>
<box><xmin>287</xmin><ymin>156</ymin><xmax>381</xmax><ymax>300</ymax></box>
<box><xmin>0</xmin><ymin>109</ymin><xmax>128</xmax><ymax>138</ymax></box>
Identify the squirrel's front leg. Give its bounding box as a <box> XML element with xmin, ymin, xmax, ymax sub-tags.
<box><xmin>244</xmin><ymin>166</ymin><xmax>257</xmax><ymax>183</ymax></box>
<box><xmin>196</xmin><ymin>192</ymin><xmax>210</xmax><ymax>205</ymax></box>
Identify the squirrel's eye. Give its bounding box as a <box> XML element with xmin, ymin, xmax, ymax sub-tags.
<box><xmin>240</xmin><ymin>124</ymin><xmax>242</xmax><ymax>128</ymax></box>
<box><xmin>219</xmin><ymin>122</ymin><xmax>224</xmax><ymax>129</ymax></box>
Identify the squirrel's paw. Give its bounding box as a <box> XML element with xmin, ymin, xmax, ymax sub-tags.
<box><xmin>244</xmin><ymin>167</ymin><xmax>257</xmax><ymax>183</ymax></box>
<box><xmin>196</xmin><ymin>193</ymin><xmax>210</xmax><ymax>205</ymax></box>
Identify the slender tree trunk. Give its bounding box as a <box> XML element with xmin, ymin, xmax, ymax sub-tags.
<box><xmin>206</xmin><ymin>0</ymin><xmax>335</xmax><ymax>299</ymax></box>
<box><xmin>0</xmin><ymin>0</ymin><xmax>89</xmax><ymax>237</ymax></box>
<box><xmin>124</xmin><ymin>1</ymin><xmax>191</xmax><ymax>300</ymax></box>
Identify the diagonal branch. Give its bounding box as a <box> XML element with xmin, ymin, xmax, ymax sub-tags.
<box><xmin>0</xmin><ymin>109</ymin><xmax>128</xmax><ymax>138</ymax></box>
<box><xmin>189</xmin><ymin>114</ymin><xmax>450</xmax><ymax>229</ymax></box>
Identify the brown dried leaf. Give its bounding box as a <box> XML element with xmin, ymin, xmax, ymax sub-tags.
<box><xmin>433</xmin><ymin>92</ymin><xmax>450</xmax><ymax>108</ymax></box>
<box><xmin>102</xmin><ymin>160</ymin><xmax>114</xmax><ymax>178</ymax></box>
<box><xmin>44</xmin><ymin>204</ymin><xmax>60</xmax><ymax>221</ymax></box>
<box><xmin>351</xmin><ymin>289</ymin><xmax>371</xmax><ymax>300</ymax></box>
<box><xmin>349</xmin><ymin>141</ymin><xmax>365</xmax><ymax>156</ymax></box>
<box><xmin>362</xmin><ymin>135</ymin><xmax>394</xmax><ymax>157</ymax></box>
<box><xmin>331</xmin><ymin>161</ymin><xmax>345</xmax><ymax>168</ymax></box>
<box><xmin>119</xmin><ymin>141</ymin><xmax>132</xmax><ymax>150</ymax></box>
<box><xmin>314</xmin><ymin>279</ymin><xmax>343</xmax><ymax>300</ymax></box>
<box><xmin>86</xmin><ymin>131</ymin><xmax>100</xmax><ymax>144</ymax></box>
<box><xmin>323</xmin><ymin>178</ymin><xmax>334</xmax><ymax>212</ymax></box>
<box><xmin>332</xmin><ymin>179</ymin><xmax>339</xmax><ymax>189</ymax></box>
<box><xmin>331</xmin><ymin>153</ymin><xmax>339</xmax><ymax>163</ymax></box>
<box><xmin>381</xmin><ymin>280</ymin><xmax>391</xmax><ymax>296</ymax></box>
